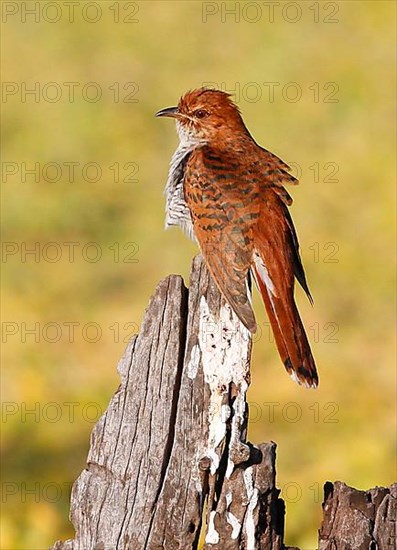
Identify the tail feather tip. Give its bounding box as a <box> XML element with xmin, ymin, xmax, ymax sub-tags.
<box><xmin>285</xmin><ymin>359</ymin><xmax>319</xmax><ymax>389</ymax></box>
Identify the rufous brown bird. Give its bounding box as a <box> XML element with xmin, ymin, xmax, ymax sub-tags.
<box><xmin>156</xmin><ymin>88</ymin><xmax>318</xmax><ymax>388</ymax></box>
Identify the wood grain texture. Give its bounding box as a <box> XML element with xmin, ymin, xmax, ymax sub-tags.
<box><xmin>319</xmin><ymin>481</ymin><xmax>397</xmax><ymax>550</ymax></box>
<box><xmin>51</xmin><ymin>257</ymin><xmax>396</xmax><ymax>550</ymax></box>
<box><xmin>53</xmin><ymin>274</ymin><xmax>189</xmax><ymax>550</ymax></box>
<box><xmin>51</xmin><ymin>257</ymin><xmax>284</xmax><ymax>549</ymax></box>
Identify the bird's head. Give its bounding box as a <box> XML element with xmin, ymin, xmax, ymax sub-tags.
<box><xmin>156</xmin><ymin>88</ymin><xmax>247</xmax><ymax>146</ymax></box>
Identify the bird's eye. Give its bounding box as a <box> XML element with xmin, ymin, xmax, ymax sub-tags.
<box><xmin>194</xmin><ymin>109</ymin><xmax>209</xmax><ymax>119</ymax></box>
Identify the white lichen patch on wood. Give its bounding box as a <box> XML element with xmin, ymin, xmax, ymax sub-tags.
<box><xmin>186</xmin><ymin>343</ymin><xmax>200</xmax><ymax>380</ymax></box>
<box><xmin>243</xmin><ymin>466</ymin><xmax>259</xmax><ymax>549</ymax></box>
<box><xmin>205</xmin><ymin>510</ymin><xmax>220</xmax><ymax>544</ymax></box>
<box><xmin>226</xmin><ymin>491</ymin><xmax>242</xmax><ymax>540</ymax></box>
<box><xmin>197</xmin><ymin>296</ymin><xmax>251</xmax><ymax>475</ymax></box>
<box><xmin>228</xmin><ymin>510</ymin><xmax>242</xmax><ymax>540</ymax></box>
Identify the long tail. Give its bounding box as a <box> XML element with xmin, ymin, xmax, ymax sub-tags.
<box><xmin>252</xmin><ymin>252</ymin><xmax>318</xmax><ymax>388</ymax></box>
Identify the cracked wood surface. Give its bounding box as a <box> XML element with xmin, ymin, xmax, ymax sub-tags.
<box><xmin>318</xmin><ymin>481</ymin><xmax>397</xmax><ymax>550</ymax></box>
<box><xmin>51</xmin><ymin>256</ymin><xmax>285</xmax><ymax>550</ymax></box>
<box><xmin>53</xmin><ymin>273</ymin><xmax>189</xmax><ymax>550</ymax></box>
<box><xmin>51</xmin><ymin>256</ymin><xmax>396</xmax><ymax>550</ymax></box>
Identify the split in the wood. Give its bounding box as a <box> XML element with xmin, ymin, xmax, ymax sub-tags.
<box><xmin>51</xmin><ymin>257</ymin><xmax>396</xmax><ymax>550</ymax></box>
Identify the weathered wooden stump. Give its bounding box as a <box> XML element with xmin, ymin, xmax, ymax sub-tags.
<box><xmin>52</xmin><ymin>256</ymin><xmax>284</xmax><ymax>550</ymax></box>
<box><xmin>52</xmin><ymin>256</ymin><xmax>396</xmax><ymax>550</ymax></box>
<box><xmin>318</xmin><ymin>481</ymin><xmax>397</xmax><ymax>549</ymax></box>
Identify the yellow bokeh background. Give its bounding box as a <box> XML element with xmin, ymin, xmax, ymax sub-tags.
<box><xmin>1</xmin><ymin>1</ymin><xmax>396</xmax><ymax>548</ymax></box>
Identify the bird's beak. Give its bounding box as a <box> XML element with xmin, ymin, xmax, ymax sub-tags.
<box><xmin>155</xmin><ymin>106</ymin><xmax>179</xmax><ymax>118</ymax></box>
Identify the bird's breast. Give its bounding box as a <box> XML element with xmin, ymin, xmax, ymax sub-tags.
<box><xmin>164</xmin><ymin>143</ymin><xmax>196</xmax><ymax>240</ymax></box>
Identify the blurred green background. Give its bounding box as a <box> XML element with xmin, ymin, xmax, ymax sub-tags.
<box><xmin>1</xmin><ymin>1</ymin><xmax>396</xmax><ymax>548</ymax></box>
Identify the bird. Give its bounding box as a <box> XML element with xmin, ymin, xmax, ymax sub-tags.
<box><xmin>156</xmin><ymin>88</ymin><xmax>318</xmax><ymax>388</ymax></box>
